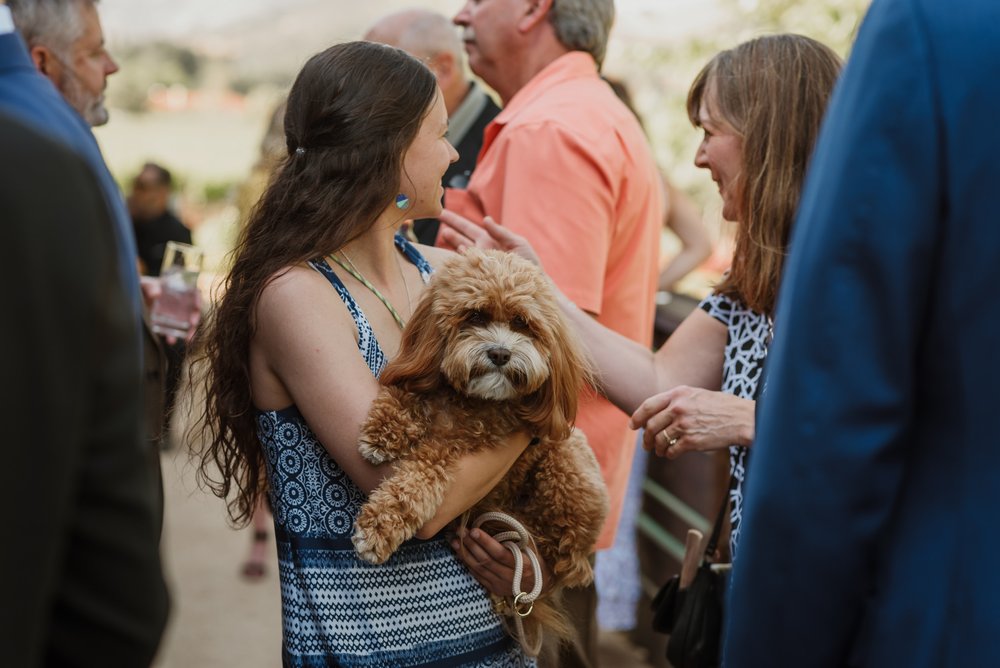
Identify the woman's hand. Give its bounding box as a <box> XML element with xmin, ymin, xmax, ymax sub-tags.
<box><xmin>140</xmin><ymin>274</ymin><xmax>203</xmax><ymax>344</ymax></box>
<box><xmin>630</xmin><ymin>386</ymin><xmax>755</xmax><ymax>458</ymax></box>
<box><xmin>450</xmin><ymin>526</ymin><xmax>553</xmax><ymax>597</ymax></box>
<box><xmin>437</xmin><ymin>211</ymin><xmax>543</xmax><ymax>268</ymax></box>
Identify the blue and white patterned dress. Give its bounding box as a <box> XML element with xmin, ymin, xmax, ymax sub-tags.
<box><xmin>258</xmin><ymin>234</ymin><xmax>533</xmax><ymax>667</ymax></box>
<box><xmin>699</xmin><ymin>291</ymin><xmax>772</xmax><ymax>559</ymax></box>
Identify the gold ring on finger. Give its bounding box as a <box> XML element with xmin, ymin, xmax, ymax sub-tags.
<box><xmin>490</xmin><ymin>595</ymin><xmax>508</xmax><ymax>614</ymax></box>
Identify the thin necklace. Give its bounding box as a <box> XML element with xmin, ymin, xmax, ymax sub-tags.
<box><xmin>329</xmin><ymin>248</ymin><xmax>412</xmax><ymax>330</ymax></box>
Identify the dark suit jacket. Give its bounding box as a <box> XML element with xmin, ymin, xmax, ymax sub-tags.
<box><xmin>0</xmin><ymin>114</ymin><xmax>168</xmax><ymax>667</ymax></box>
<box><xmin>725</xmin><ymin>1</ymin><xmax>1000</xmax><ymax>666</ymax></box>
<box><xmin>0</xmin><ymin>29</ymin><xmax>166</xmax><ymax>525</ymax></box>
<box><xmin>142</xmin><ymin>310</ymin><xmax>167</xmax><ymax>532</ymax></box>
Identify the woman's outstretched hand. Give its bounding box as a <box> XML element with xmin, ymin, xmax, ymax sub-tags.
<box><xmin>630</xmin><ymin>386</ymin><xmax>756</xmax><ymax>458</ymax></box>
<box><xmin>437</xmin><ymin>211</ymin><xmax>543</xmax><ymax>268</ymax></box>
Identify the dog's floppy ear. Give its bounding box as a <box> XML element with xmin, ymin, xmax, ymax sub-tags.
<box><xmin>520</xmin><ymin>310</ymin><xmax>594</xmax><ymax>441</ymax></box>
<box><xmin>378</xmin><ymin>289</ymin><xmax>445</xmax><ymax>393</ymax></box>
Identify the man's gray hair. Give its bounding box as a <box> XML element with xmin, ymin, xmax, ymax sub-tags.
<box><xmin>8</xmin><ymin>0</ymin><xmax>96</xmax><ymax>54</ymax></box>
<box><xmin>548</xmin><ymin>0</ymin><xmax>615</xmax><ymax>67</ymax></box>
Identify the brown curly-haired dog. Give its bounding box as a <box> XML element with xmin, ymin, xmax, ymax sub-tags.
<box><xmin>352</xmin><ymin>248</ymin><xmax>608</xmax><ymax>650</ymax></box>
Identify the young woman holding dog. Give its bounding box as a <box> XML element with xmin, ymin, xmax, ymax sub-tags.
<box><xmin>192</xmin><ymin>42</ymin><xmax>536</xmax><ymax>667</ymax></box>
<box><xmin>441</xmin><ymin>34</ymin><xmax>843</xmax><ymax>565</ymax></box>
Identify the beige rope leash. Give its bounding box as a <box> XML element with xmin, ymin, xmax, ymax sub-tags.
<box><xmin>471</xmin><ymin>511</ymin><xmax>544</xmax><ymax>657</ymax></box>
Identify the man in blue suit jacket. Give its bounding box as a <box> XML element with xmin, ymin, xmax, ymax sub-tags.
<box><xmin>2</xmin><ymin>0</ymin><xmax>179</xmax><ymax>519</ymax></box>
<box><xmin>0</xmin><ymin>1</ymin><xmax>139</xmax><ymax>313</ymax></box>
<box><xmin>725</xmin><ymin>0</ymin><xmax>1000</xmax><ymax>666</ymax></box>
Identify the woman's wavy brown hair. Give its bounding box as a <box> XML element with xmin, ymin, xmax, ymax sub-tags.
<box><xmin>190</xmin><ymin>41</ymin><xmax>438</xmax><ymax>525</ymax></box>
<box><xmin>687</xmin><ymin>34</ymin><xmax>842</xmax><ymax>315</ymax></box>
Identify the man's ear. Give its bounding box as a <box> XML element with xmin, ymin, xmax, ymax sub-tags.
<box><xmin>30</xmin><ymin>45</ymin><xmax>55</xmax><ymax>78</ymax></box>
<box><xmin>429</xmin><ymin>51</ymin><xmax>456</xmax><ymax>83</ymax></box>
<box><xmin>517</xmin><ymin>0</ymin><xmax>554</xmax><ymax>33</ymax></box>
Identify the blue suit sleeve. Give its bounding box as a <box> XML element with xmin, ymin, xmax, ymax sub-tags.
<box><xmin>724</xmin><ymin>0</ymin><xmax>943</xmax><ymax>664</ymax></box>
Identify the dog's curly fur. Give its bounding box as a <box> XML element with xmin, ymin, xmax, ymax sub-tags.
<box><xmin>352</xmin><ymin>248</ymin><xmax>609</xmax><ymax>653</ymax></box>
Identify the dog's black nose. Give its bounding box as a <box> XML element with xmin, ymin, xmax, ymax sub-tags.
<box><xmin>487</xmin><ymin>346</ymin><xmax>511</xmax><ymax>366</ymax></box>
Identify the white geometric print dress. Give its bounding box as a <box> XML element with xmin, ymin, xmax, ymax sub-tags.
<box><xmin>699</xmin><ymin>292</ymin><xmax>772</xmax><ymax>560</ymax></box>
<box><xmin>258</xmin><ymin>234</ymin><xmax>534</xmax><ymax>667</ymax></box>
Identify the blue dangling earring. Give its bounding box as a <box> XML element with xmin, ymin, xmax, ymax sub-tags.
<box><xmin>395</xmin><ymin>193</ymin><xmax>410</xmax><ymax>210</ymax></box>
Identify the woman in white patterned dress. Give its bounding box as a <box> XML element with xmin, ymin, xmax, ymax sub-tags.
<box><xmin>442</xmin><ymin>35</ymin><xmax>842</xmax><ymax>563</ymax></box>
<box><xmin>193</xmin><ymin>42</ymin><xmax>537</xmax><ymax>667</ymax></box>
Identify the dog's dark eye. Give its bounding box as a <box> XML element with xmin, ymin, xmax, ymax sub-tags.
<box><xmin>511</xmin><ymin>315</ymin><xmax>529</xmax><ymax>331</ymax></box>
<box><xmin>466</xmin><ymin>309</ymin><xmax>488</xmax><ymax>326</ymax></box>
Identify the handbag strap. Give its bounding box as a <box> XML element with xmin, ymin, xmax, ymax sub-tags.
<box><xmin>703</xmin><ymin>364</ymin><xmax>766</xmax><ymax>562</ymax></box>
<box><xmin>702</xmin><ymin>470</ymin><xmax>736</xmax><ymax>562</ymax></box>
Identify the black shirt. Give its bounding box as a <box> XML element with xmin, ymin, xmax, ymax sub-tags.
<box><xmin>133</xmin><ymin>209</ymin><xmax>191</xmax><ymax>276</ymax></box>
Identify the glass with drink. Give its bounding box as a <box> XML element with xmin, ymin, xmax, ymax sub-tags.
<box><xmin>150</xmin><ymin>241</ymin><xmax>203</xmax><ymax>339</ymax></box>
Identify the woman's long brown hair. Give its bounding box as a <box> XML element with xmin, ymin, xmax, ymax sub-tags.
<box><xmin>687</xmin><ymin>34</ymin><xmax>842</xmax><ymax>315</ymax></box>
<box><xmin>189</xmin><ymin>41</ymin><xmax>438</xmax><ymax>525</ymax></box>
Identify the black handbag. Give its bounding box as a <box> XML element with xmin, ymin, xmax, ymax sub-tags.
<box><xmin>650</xmin><ymin>474</ymin><xmax>733</xmax><ymax>668</ymax></box>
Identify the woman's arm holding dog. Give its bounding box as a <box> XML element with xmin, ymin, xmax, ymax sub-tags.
<box><xmin>253</xmin><ymin>267</ymin><xmax>532</xmax><ymax>531</ymax></box>
<box><xmin>414</xmin><ymin>432</ymin><xmax>532</xmax><ymax>539</ymax></box>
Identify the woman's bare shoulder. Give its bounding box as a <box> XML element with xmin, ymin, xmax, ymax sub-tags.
<box><xmin>259</xmin><ymin>263</ymin><xmax>328</xmax><ymax>301</ymax></box>
<box><xmin>255</xmin><ymin>262</ymin><xmax>350</xmax><ymax>329</ymax></box>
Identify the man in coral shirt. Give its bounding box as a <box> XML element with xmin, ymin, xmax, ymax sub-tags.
<box><xmin>444</xmin><ymin>1</ymin><xmax>661</xmax><ymax>664</ymax></box>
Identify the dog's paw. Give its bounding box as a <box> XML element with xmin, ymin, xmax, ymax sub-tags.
<box><xmin>352</xmin><ymin>513</ymin><xmax>397</xmax><ymax>564</ymax></box>
<box><xmin>351</xmin><ymin>530</ymin><xmax>390</xmax><ymax>564</ymax></box>
<box><xmin>358</xmin><ymin>438</ymin><xmax>390</xmax><ymax>465</ymax></box>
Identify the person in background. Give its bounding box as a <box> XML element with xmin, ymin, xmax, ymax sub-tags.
<box><xmin>657</xmin><ymin>182</ymin><xmax>712</xmax><ymax>293</ymax></box>
<box><xmin>725</xmin><ymin>0</ymin><xmax>1000</xmax><ymax>665</ymax></box>
<box><xmin>129</xmin><ymin>162</ymin><xmax>192</xmax><ymax>277</ymax></box>
<box><xmin>605</xmin><ymin>77</ymin><xmax>713</xmax><ymax>294</ymax></box>
<box><xmin>364</xmin><ymin>7</ymin><xmax>500</xmax><ymax>245</ymax></box>
<box><xmin>127</xmin><ymin>161</ymin><xmax>194</xmax><ymax>452</ymax></box>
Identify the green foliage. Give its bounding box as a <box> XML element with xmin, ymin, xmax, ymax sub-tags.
<box><xmin>106</xmin><ymin>42</ymin><xmax>206</xmax><ymax>113</ymax></box>
<box><xmin>228</xmin><ymin>70</ymin><xmax>294</xmax><ymax>97</ymax></box>
<box><xmin>202</xmin><ymin>180</ymin><xmax>235</xmax><ymax>204</ymax></box>
<box><xmin>725</xmin><ymin>0</ymin><xmax>869</xmax><ymax>55</ymax></box>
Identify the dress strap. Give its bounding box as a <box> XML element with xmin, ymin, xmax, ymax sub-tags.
<box><xmin>308</xmin><ymin>258</ymin><xmax>388</xmax><ymax>377</ymax></box>
<box><xmin>394</xmin><ymin>232</ymin><xmax>434</xmax><ymax>282</ymax></box>
<box><xmin>308</xmin><ymin>233</ymin><xmax>436</xmax><ymax>378</ymax></box>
